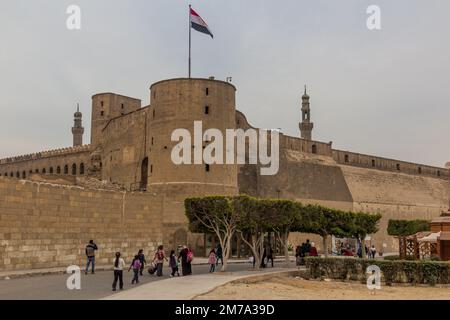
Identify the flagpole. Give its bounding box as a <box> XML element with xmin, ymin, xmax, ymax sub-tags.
<box><xmin>188</xmin><ymin>4</ymin><xmax>192</xmax><ymax>78</ymax></box>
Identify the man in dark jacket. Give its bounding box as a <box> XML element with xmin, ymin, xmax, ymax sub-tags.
<box><xmin>85</xmin><ymin>240</ymin><xmax>98</xmax><ymax>274</ymax></box>
<box><xmin>138</xmin><ymin>249</ymin><xmax>147</xmax><ymax>276</ymax></box>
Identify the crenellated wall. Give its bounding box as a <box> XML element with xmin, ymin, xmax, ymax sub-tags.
<box><xmin>0</xmin><ymin>145</ymin><xmax>92</xmax><ymax>179</ymax></box>
<box><xmin>333</xmin><ymin>149</ymin><xmax>449</xmax><ymax>180</ymax></box>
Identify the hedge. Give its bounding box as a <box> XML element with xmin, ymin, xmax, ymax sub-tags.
<box><xmin>305</xmin><ymin>257</ymin><xmax>450</xmax><ymax>285</ymax></box>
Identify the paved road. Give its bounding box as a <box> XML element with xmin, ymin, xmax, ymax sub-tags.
<box><xmin>0</xmin><ymin>263</ymin><xmax>283</xmax><ymax>300</ymax></box>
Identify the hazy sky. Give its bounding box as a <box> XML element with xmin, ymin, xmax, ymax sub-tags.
<box><xmin>0</xmin><ymin>0</ymin><xmax>449</xmax><ymax>167</ymax></box>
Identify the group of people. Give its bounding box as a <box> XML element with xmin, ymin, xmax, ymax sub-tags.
<box><xmin>295</xmin><ymin>239</ymin><xmax>318</xmax><ymax>266</ymax></box>
<box><xmin>358</xmin><ymin>244</ymin><xmax>378</xmax><ymax>259</ymax></box>
<box><xmin>84</xmin><ymin>240</ymin><xmax>196</xmax><ymax>292</ymax></box>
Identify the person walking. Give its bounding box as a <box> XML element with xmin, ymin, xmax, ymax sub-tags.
<box><xmin>138</xmin><ymin>249</ymin><xmax>146</xmax><ymax>276</ymax></box>
<box><xmin>295</xmin><ymin>244</ymin><xmax>303</xmax><ymax>267</ymax></box>
<box><xmin>208</xmin><ymin>249</ymin><xmax>217</xmax><ymax>273</ymax></box>
<box><xmin>370</xmin><ymin>245</ymin><xmax>377</xmax><ymax>259</ymax></box>
<box><xmin>309</xmin><ymin>242</ymin><xmax>318</xmax><ymax>257</ymax></box>
<box><xmin>85</xmin><ymin>240</ymin><xmax>98</xmax><ymax>275</ymax></box>
<box><xmin>128</xmin><ymin>255</ymin><xmax>141</xmax><ymax>284</ymax></box>
<box><xmin>169</xmin><ymin>250</ymin><xmax>179</xmax><ymax>277</ymax></box>
<box><xmin>178</xmin><ymin>245</ymin><xmax>193</xmax><ymax>276</ymax></box>
<box><xmin>304</xmin><ymin>239</ymin><xmax>311</xmax><ymax>255</ymax></box>
<box><xmin>215</xmin><ymin>244</ymin><xmax>223</xmax><ymax>267</ymax></box>
<box><xmin>266</xmin><ymin>245</ymin><xmax>274</xmax><ymax>268</ymax></box>
<box><xmin>112</xmin><ymin>252</ymin><xmax>125</xmax><ymax>291</ymax></box>
<box><xmin>154</xmin><ymin>245</ymin><xmax>167</xmax><ymax>277</ymax></box>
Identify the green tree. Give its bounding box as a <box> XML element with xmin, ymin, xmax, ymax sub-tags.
<box><xmin>352</xmin><ymin>212</ymin><xmax>382</xmax><ymax>258</ymax></box>
<box><xmin>185</xmin><ymin>196</ymin><xmax>241</xmax><ymax>272</ymax></box>
<box><xmin>387</xmin><ymin>219</ymin><xmax>430</xmax><ymax>237</ymax></box>
<box><xmin>234</xmin><ymin>195</ymin><xmax>271</xmax><ymax>269</ymax></box>
<box><xmin>302</xmin><ymin>205</ymin><xmax>354</xmax><ymax>257</ymax></box>
<box><xmin>266</xmin><ymin>200</ymin><xmax>308</xmax><ymax>265</ymax></box>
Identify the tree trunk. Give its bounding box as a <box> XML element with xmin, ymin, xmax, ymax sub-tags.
<box><xmin>323</xmin><ymin>235</ymin><xmax>329</xmax><ymax>258</ymax></box>
<box><xmin>258</xmin><ymin>234</ymin><xmax>265</xmax><ymax>269</ymax></box>
<box><xmin>282</xmin><ymin>231</ymin><xmax>290</xmax><ymax>266</ymax></box>
<box><xmin>221</xmin><ymin>235</ymin><xmax>231</xmax><ymax>272</ymax></box>
<box><xmin>360</xmin><ymin>237</ymin><xmax>366</xmax><ymax>258</ymax></box>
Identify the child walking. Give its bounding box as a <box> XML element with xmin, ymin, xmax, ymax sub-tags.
<box><xmin>169</xmin><ymin>250</ymin><xmax>180</xmax><ymax>277</ymax></box>
<box><xmin>112</xmin><ymin>252</ymin><xmax>125</xmax><ymax>291</ymax></box>
<box><xmin>208</xmin><ymin>249</ymin><xmax>217</xmax><ymax>273</ymax></box>
<box><xmin>128</xmin><ymin>254</ymin><xmax>142</xmax><ymax>284</ymax></box>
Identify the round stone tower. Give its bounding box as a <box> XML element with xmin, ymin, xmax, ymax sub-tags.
<box><xmin>147</xmin><ymin>78</ymin><xmax>239</xmax><ymax>250</ymax></box>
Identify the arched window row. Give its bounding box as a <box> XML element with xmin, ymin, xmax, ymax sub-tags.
<box><xmin>3</xmin><ymin>163</ymin><xmax>86</xmax><ymax>179</ymax></box>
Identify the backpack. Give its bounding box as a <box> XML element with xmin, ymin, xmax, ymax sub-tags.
<box><xmin>187</xmin><ymin>249</ymin><xmax>194</xmax><ymax>263</ymax></box>
<box><xmin>133</xmin><ymin>259</ymin><xmax>141</xmax><ymax>269</ymax></box>
<box><xmin>86</xmin><ymin>245</ymin><xmax>95</xmax><ymax>257</ymax></box>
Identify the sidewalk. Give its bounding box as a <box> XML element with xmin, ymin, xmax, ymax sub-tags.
<box><xmin>0</xmin><ymin>256</ymin><xmax>294</xmax><ymax>280</ymax></box>
<box><xmin>103</xmin><ymin>268</ymin><xmax>299</xmax><ymax>300</ymax></box>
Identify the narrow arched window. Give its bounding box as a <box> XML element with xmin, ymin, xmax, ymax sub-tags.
<box><xmin>16</xmin><ymin>171</ymin><xmax>20</xmax><ymax>178</ymax></box>
<box><xmin>49</xmin><ymin>167</ymin><xmax>54</xmax><ymax>174</ymax></box>
<box><xmin>80</xmin><ymin>163</ymin><xmax>85</xmax><ymax>175</ymax></box>
<box><xmin>22</xmin><ymin>171</ymin><xmax>26</xmax><ymax>179</ymax></box>
<box><xmin>64</xmin><ymin>165</ymin><xmax>68</xmax><ymax>175</ymax></box>
<box><xmin>72</xmin><ymin>163</ymin><xmax>77</xmax><ymax>175</ymax></box>
<box><xmin>42</xmin><ymin>168</ymin><xmax>46</xmax><ymax>174</ymax></box>
<box><xmin>312</xmin><ymin>144</ymin><xmax>317</xmax><ymax>154</ymax></box>
<box><xmin>57</xmin><ymin>166</ymin><xmax>61</xmax><ymax>174</ymax></box>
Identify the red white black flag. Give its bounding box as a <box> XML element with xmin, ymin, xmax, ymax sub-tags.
<box><xmin>190</xmin><ymin>7</ymin><xmax>213</xmax><ymax>38</ymax></box>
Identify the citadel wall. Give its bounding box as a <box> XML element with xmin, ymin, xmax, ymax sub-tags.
<box><xmin>333</xmin><ymin>149</ymin><xmax>449</xmax><ymax>180</ymax></box>
<box><xmin>0</xmin><ymin>176</ymin><xmax>163</xmax><ymax>271</ymax></box>
<box><xmin>0</xmin><ymin>145</ymin><xmax>92</xmax><ymax>179</ymax></box>
<box><xmin>0</xmin><ymin>78</ymin><xmax>448</xmax><ymax>266</ymax></box>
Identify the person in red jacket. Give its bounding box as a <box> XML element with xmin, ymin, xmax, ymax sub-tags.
<box><xmin>309</xmin><ymin>242</ymin><xmax>318</xmax><ymax>257</ymax></box>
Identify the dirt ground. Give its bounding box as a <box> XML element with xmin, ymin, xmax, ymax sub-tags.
<box><xmin>196</xmin><ymin>275</ymin><xmax>450</xmax><ymax>300</ymax></box>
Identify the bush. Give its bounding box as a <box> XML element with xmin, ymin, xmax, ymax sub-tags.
<box><xmin>383</xmin><ymin>255</ymin><xmax>415</xmax><ymax>261</ymax></box>
<box><xmin>305</xmin><ymin>257</ymin><xmax>450</xmax><ymax>285</ymax></box>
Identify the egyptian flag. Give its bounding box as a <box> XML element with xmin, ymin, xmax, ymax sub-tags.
<box><xmin>190</xmin><ymin>7</ymin><xmax>213</xmax><ymax>38</ymax></box>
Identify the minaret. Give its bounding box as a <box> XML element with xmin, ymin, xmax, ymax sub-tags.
<box><xmin>72</xmin><ymin>103</ymin><xmax>84</xmax><ymax>147</ymax></box>
<box><xmin>299</xmin><ymin>85</ymin><xmax>314</xmax><ymax>140</ymax></box>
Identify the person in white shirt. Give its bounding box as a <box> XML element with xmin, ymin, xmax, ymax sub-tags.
<box><xmin>112</xmin><ymin>252</ymin><xmax>125</xmax><ymax>291</ymax></box>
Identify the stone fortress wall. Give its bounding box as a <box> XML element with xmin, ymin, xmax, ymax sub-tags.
<box><xmin>0</xmin><ymin>77</ymin><xmax>449</xmax><ymax>271</ymax></box>
<box><xmin>0</xmin><ymin>145</ymin><xmax>92</xmax><ymax>179</ymax></box>
<box><xmin>0</xmin><ymin>177</ymin><xmax>163</xmax><ymax>271</ymax></box>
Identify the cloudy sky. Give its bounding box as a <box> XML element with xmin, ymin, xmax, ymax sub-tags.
<box><xmin>0</xmin><ymin>0</ymin><xmax>449</xmax><ymax>167</ymax></box>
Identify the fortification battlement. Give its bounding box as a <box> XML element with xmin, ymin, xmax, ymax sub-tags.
<box><xmin>0</xmin><ymin>145</ymin><xmax>92</xmax><ymax>165</ymax></box>
<box><xmin>280</xmin><ymin>133</ymin><xmax>448</xmax><ymax>180</ymax></box>
<box><xmin>332</xmin><ymin>149</ymin><xmax>449</xmax><ymax>180</ymax></box>
<box><xmin>283</xmin><ymin>135</ymin><xmax>333</xmax><ymax>157</ymax></box>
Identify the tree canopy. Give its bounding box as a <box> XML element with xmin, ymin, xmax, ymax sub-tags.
<box><xmin>185</xmin><ymin>195</ymin><xmax>383</xmax><ymax>265</ymax></box>
<box><xmin>387</xmin><ymin>219</ymin><xmax>430</xmax><ymax>237</ymax></box>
